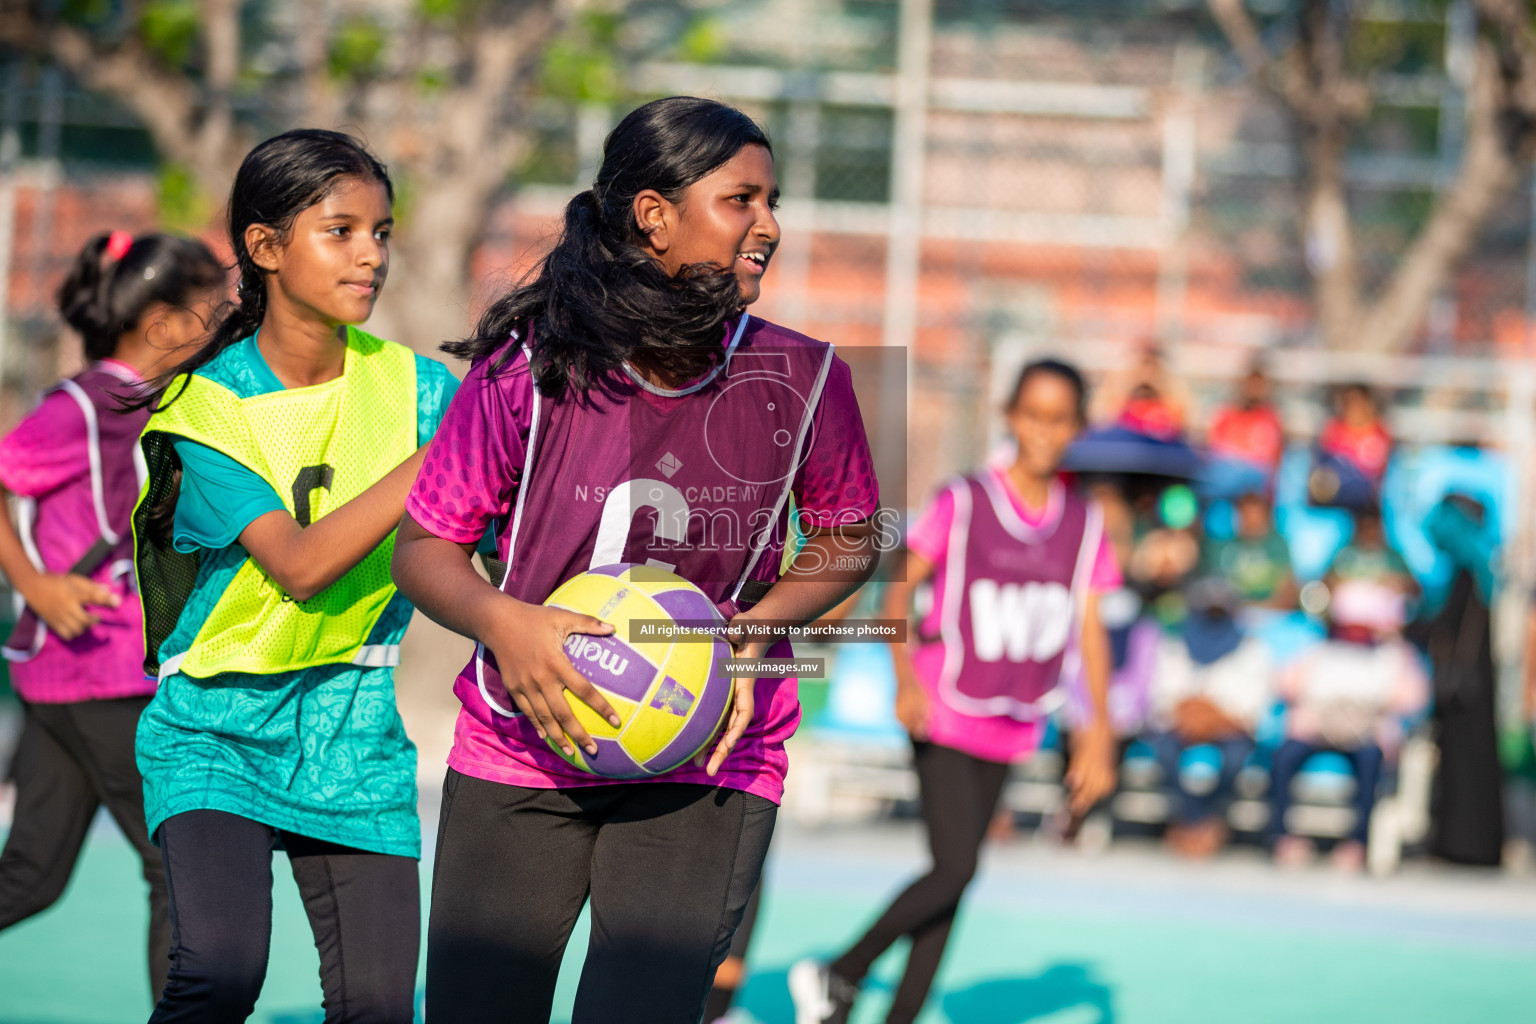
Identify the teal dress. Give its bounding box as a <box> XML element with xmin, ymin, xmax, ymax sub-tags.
<box><xmin>136</xmin><ymin>336</ymin><xmax>457</xmax><ymax>857</ymax></box>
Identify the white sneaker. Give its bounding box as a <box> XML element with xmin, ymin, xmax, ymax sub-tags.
<box><xmin>788</xmin><ymin>958</ymin><xmax>856</xmax><ymax>1024</ymax></box>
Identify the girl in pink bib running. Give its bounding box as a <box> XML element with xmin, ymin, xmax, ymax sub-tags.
<box><xmin>792</xmin><ymin>359</ymin><xmax>1120</xmax><ymax>1024</ymax></box>
<box><xmin>0</xmin><ymin>231</ymin><xmax>222</xmax><ymax>1003</ymax></box>
<box><xmin>392</xmin><ymin>96</ymin><xmax>881</xmax><ymax>1024</ymax></box>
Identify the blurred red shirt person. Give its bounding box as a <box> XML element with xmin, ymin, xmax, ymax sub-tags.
<box><xmin>1319</xmin><ymin>382</ymin><xmax>1393</xmax><ymax>484</ymax></box>
<box><xmin>1207</xmin><ymin>366</ymin><xmax>1284</xmax><ymax>470</ymax></box>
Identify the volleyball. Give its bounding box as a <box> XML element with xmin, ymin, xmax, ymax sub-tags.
<box><xmin>543</xmin><ymin>563</ymin><xmax>735</xmax><ymax>778</ymax></box>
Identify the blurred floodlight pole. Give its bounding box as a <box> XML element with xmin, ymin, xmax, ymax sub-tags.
<box><xmin>575</xmin><ymin>102</ymin><xmax>610</xmax><ymax>187</ymax></box>
<box><xmin>29</xmin><ymin>69</ymin><xmax>61</xmax><ymax>344</ymax></box>
<box><xmin>1525</xmin><ymin>170</ymin><xmax>1536</xmax><ymax>354</ymax></box>
<box><xmin>778</xmin><ymin>96</ymin><xmax>819</xmax><ymax>326</ymax></box>
<box><xmin>0</xmin><ymin>68</ymin><xmax>21</xmax><ymax>398</ymax></box>
<box><xmin>884</xmin><ymin>0</ymin><xmax>932</xmax><ymax>413</ymax></box>
<box><xmin>1155</xmin><ymin>45</ymin><xmax>1202</xmax><ymax>355</ymax></box>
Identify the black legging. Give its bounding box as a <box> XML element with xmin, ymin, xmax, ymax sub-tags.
<box><xmin>704</xmin><ymin>871</ymin><xmax>765</xmax><ymax>1020</ymax></box>
<box><xmin>426</xmin><ymin>769</ymin><xmax>776</xmax><ymax>1024</ymax></box>
<box><xmin>0</xmin><ymin>696</ymin><xmax>169</xmax><ymax>1003</ymax></box>
<box><xmin>830</xmin><ymin>742</ymin><xmax>1009</xmax><ymax>1024</ymax></box>
<box><xmin>150</xmin><ymin>809</ymin><xmax>420</xmax><ymax>1024</ymax></box>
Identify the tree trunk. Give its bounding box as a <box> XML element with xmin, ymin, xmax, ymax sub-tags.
<box><xmin>370</xmin><ymin>176</ymin><xmax>501</xmax><ymax>356</ymax></box>
<box><xmin>1208</xmin><ymin>0</ymin><xmax>1536</xmax><ymax>353</ymax></box>
<box><xmin>1353</xmin><ymin>39</ymin><xmax>1533</xmax><ymax>353</ymax></box>
<box><xmin>1302</xmin><ymin>122</ymin><xmax>1362</xmax><ymax>349</ymax></box>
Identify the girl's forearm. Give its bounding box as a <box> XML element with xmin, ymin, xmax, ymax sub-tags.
<box><xmin>882</xmin><ymin>550</ymin><xmax>933</xmax><ymax>692</ymax></box>
<box><xmin>240</xmin><ymin>447</ymin><xmax>427</xmax><ymax>601</ymax></box>
<box><xmin>390</xmin><ymin>516</ymin><xmax>521</xmax><ymax>645</ymax></box>
<box><xmin>737</xmin><ymin>529</ymin><xmax>879</xmax><ymax>634</ymax></box>
<box><xmin>1079</xmin><ymin>595</ymin><xmax>1113</xmax><ymax>728</ymax></box>
<box><xmin>0</xmin><ymin>487</ymin><xmax>43</xmax><ymax>594</ymax></box>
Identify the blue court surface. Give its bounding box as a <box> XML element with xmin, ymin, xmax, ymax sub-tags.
<box><xmin>2</xmin><ymin>813</ymin><xmax>1533</xmax><ymax>1023</ymax></box>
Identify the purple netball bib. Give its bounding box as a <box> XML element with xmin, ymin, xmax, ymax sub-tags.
<box><xmin>4</xmin><ymin>364</ymin><xmax>148</xmax><ymax>661</ymax></box>
<box><xmin>935</xmin><ymin>474</ymin><xmax>1100</xmax><ymax>721</ymax></box>
<box><xmin>470</xmin><ymin>315</ymin><xmax>836</xmax><ymax>721</ymax></box>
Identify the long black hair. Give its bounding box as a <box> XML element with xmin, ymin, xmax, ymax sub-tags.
<box><xmin>56</xmin><ymin>232</ymin><xmax>223</xmax><ymax>362</ymax></box>
<box><xmin>447</xmin><ymin>96</ymin><xmax>773</xmax><ymax>396</ymax></box>
<box><xmin>143</xmin><ymin>128</ymin><xmax>392</xmax><ymax>407</ymax></box>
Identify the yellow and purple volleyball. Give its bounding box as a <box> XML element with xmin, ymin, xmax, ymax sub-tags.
<box><xmin>544</xmin><ymin>563</ymin><xmax>734</xmax><ymax>778</ymax></box>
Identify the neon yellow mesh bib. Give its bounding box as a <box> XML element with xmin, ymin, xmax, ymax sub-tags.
<box><xmin>137</xmin><ymin>327</ymin><xmax>417</xmax><ymax>679</ymax></box>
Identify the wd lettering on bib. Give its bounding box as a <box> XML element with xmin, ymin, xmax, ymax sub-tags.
<box><xmin>967</xmin><ymin>579</ymin><xmax>1073</xmax><ymax>663</ymax></box>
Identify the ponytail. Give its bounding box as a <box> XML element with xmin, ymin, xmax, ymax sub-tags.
<box><xmin>56</xmin><ymin>231</ymin><xmax>222</xmax><ymax>363</ymax></box>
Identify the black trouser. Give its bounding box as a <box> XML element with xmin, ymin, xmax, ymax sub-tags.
<box><xmin>149</xmin><ymin>809</ymin><xmax>420</xmax><ymax>1024</ymax></box>
<box><xmin>831</xmin><ymin>742</ymin><xmax>1009</xmax><ymax>1024</ymax></box>
<box><xmin>426</xmin><ymin>769</ymin><xmax>777</xmax><ymax>1024</ymax></box>
<box><xmin>0</xmin><ymin>696</ymin><xmax>169</xmax><ymax>1002</ymax></box>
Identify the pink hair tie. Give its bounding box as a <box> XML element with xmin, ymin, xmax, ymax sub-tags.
<box><xmin>104</xmin><ymin>230</ymin><xmax>134</xmax><ymax>263</ymax></box>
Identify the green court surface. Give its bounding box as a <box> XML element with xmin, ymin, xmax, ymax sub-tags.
<box><xmin>2</xmin><ymin>818</ymin><xmax>1533</xmax><ymax>1023</ymax></box>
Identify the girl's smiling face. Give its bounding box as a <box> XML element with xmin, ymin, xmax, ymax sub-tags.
<box><xmin>1007</xmin><ymin>371</ymin><xmax>1085</xmax><ymax>479</ymax></box>
<box><xmin>633</xmin><ymin>143</ymin><xmax>781</xmax><ymax>306</ymax></box>
<box><xmin>246</xmin><ymin>175</ymin><xmax>393</xmax><ymax>327</ymax></box>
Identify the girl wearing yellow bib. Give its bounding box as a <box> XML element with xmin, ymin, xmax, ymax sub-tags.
<box><xmin>132</xmin><ymin>131</ymin><xmax>451</xmax><ymax>1023</ymax></box>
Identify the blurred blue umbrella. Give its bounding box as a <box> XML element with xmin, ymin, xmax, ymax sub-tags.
<box><xmin>1063</xmin><ymin>425</ymin><xmax>1203</xmax><ymax>480</ymax></box>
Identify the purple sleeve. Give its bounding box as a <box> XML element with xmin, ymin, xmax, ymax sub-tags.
<box><xmin>793</xmin><ymin>355</ymin><xmax>880</xmax><ymax>527</ymax></box>
<box><xmin>405</xmin><ymin>349</ymin><xmax>532</xmax><ymax>545</ymax></box>
<box><xmin>904</xmin><ymin>487</ymin><xmax>955</xmax><ymax>565</ymax></box>
<box><xmin>0</xmin><ymin>390</ymin><xmax>89</xmax><ymax>498</ymax></box>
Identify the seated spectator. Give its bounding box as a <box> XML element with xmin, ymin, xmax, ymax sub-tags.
<box><xmin>1091</xmin><ymin>344</ymin><xmax>1191</xmax><ymax>440</ymax></box>
<box><xmin>1208</xmin><ymin>363</ymin><xmax>1285</xmax><ymax>472</ymax></box>
<box><xmin>1318</xmin><ymin>382</ymin><xmax>1393</xmax><ymax>488</ymax></box>
<box><xmin>1202</xmin><ymin>489</ymin><xmax>1297</xmax><ymax>610</ymax></box>
<box><xmin>1147</xmin><ymin>579</ymin><xmax>1275</xmax><ymax>858</ymax></box>
<box><xmin>1270</xmin><ymin>627</ymin><xmax>1429</xmax><ymax>873</ymax></box>
<box><xmin>1327</xmin><ymin>504</ymin><xmax>1420</xmax><ymax>627</ymax></box>
<box><xmin>1272</xmin><ymin>519</ymin><xmax>1425</xmax><ymax>872</ymax></box>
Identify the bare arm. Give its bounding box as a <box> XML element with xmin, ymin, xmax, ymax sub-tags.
<box><xmin>1066</xmin><ymin>593</ymin><xmax>1118</xmax><ymax>814</ymax></box>
<box><xmin>0</xmin><ymin>485</ymin><xmax>119</xmax><ymax>639</ymax></box>
<box><xmin>237</xmin><ymin>447</ymin><xmax>427</xmax><ymax>602</ymax></box>
<box><xmin>1526</xmin><ymin>607</ymin><xmax>1536</xmax><ymax>723</ymax></box>
<box><xmin>883</xmin><ymin>548</ymin><xmax>936</xmax><ymax>739</ymax></box>
<box><xmin>389</xmin><ymin>514</ymin><xmax>619</xmax><ymax>759</ymax></box>
<box><xmin>731</xmin><ymin>519</ymin><xmax>882</xmax><ymax>638</ymax></box>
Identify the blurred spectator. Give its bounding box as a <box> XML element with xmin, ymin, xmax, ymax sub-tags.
<box><xmin>1147</xmin><ymin>579</ymin><xmax>1274</xmax><ymax>858</ymax></box>
<box><xmin>1207</xmin><ymin>363</ymin><xmax>1285</xmax><ymax>472</ymax></box>
<box><xmin>1270</xmin><ymin>629</ymin><xmax>1430</xmax><ymax>872</ymax></box>
<box><xmin>1326</xmin><ymin>505</ymin><xmax>1419</xmax><ymax>638</ymax></box>
<box><xmin>1420</xmin><ymin>494</ymin><xmax>1505</xmax><ymax>866</ymax></box>
<box><xmin>1318</xmin><ymin>382</ymin><xmax>1393</xmax><ymax>488</ymax></box>
<box><xmin>1091</xmin><ymin>344</ymin><xmax>1191</xmax><ymax>440</ymax></box>
<box><xmin>1273</xmin><ymin>508</ymin><xmax>1426</xmax><ymax>871</ymax></box>
<box><xmin>1129</xmin><ymin>523</ymin><xmax>1199</xmax><ymax>609</ymax></box>
<box><xmin>1202</xmin><ymin>489</ymin><xmax>1297</xmax><ymax>610</ymax></box>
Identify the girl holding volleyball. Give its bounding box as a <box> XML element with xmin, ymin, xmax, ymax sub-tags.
<box><xmin>0</xmin><ymin>231</ymin><xmax>221</xmax><ymax>1002</ymax></box>
<box><xmin>131</xmin><ymin>130</ymin><xmax>455</xmax><ymax>1022</ymax></box>
<box><xmin>791</xmin><ymin>359</ymin><xmax>1119</xmax><ymax>1024</ymax></box>
<box><xmin>391</xmin><ymin>96</ymin><xmax>880</xmax><ymax>1023</ymax></box>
